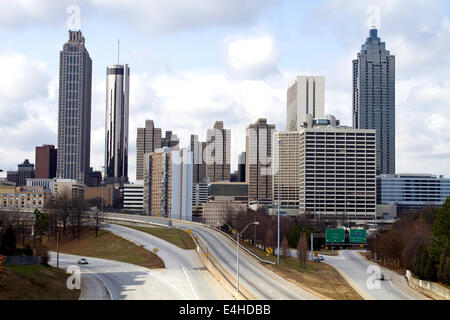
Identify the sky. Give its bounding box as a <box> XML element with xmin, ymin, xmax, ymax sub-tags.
<box><xmin>0</xmin><ymin>0</ymin><xmax>449</xmax><ymax>183</ymax></box>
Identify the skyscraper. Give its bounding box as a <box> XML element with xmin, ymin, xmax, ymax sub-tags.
<box><xmin>17</xmin><ymin>159</ymin><xmax>35</xmax><ymax>187</ymax></box>
<box><xmin>190</xmin><ymin>134</ymin><xmax>206</xmax><ymax>183</ymax></box>
<box><xmin>35</xmin><ymin>144</ymin><xmax>57</xmax><ymax>179</ymax></box>
<box><xmin>105</xmin><ymin>64</ymin><xmax>130</xmax><ymax>184</ymax></box>
<box><xmin>205</xmin><ymin>121</ymin><xmax>231</xmax><ymax>182</ymax></box>
<box><xmin>161</xmin><ymin>131</ymin><xmax>180</xmax><ymax>149</ymax></box>
<box><xmin>136</xmin><ymin>120</ymin><xmax>162</xmax><ymax>181</ymax></box>
<box><xmin>246</xmin><ymin>119</ymin><xmax>275</xmax><ymax>201</ymax></box>
<box><xmin>353</xmin><ymin>28</ymin><xmax>395</xmax><ymax>175</ymax></box>
<box><xmin>286</xmin><ymin>76</ymin><xmax>325</xmax><ymax>131</ymax></box>
<box><xmin>56</xmin><ymin>30</ymin><xmax>92</xmax><ymax>184</ymax></box>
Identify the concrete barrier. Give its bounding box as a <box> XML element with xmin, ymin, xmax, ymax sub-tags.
<box><xmin>5</xmin><ymin>255</ymin><xmax>42</xmax><ymax>266</ymax></box>
<box><xmin>405</xmin><ymin>270</ymin><xmax>450</xmax><ymax>300</ymax></box>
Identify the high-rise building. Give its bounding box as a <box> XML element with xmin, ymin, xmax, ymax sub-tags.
<box><xmin>17</xmin><ymin>159</ymin><xmax>35</xmax><ymax>187</ymax></box>
<box><xmin>105</xmin><ymin>64</ymin><xmax>130</xmax><ymax>184</ymax></box>
<box><xmin>56</xmin><ymin>30</ymin><xmax>92</xmax><ymax>184</ymax></box>
<box><xmin>237</xmin><ymin>152</ymin><xmax>246</xmax><ymax>183</ymax></box>
<box><xmin>286</xmin><ymin>76</ymin><xmax>325</xmax><ymax>131</ymax></box>
<box><xmin>205</xmin><ymin>121</ymin><xmax>231</xmax><ymax>182</ymax></box>
<box><xmin>136</xmin><ymin>120</ymin><xmax>162</xmax><ymax>181</ymax></box>
<box><xmin>35</xmin><ymin>145</ymin><xmax>57</xmax><ymax>179</ymax></box>
<box><xmin>143</xmin><ymin>147</ymin><xmax>193</xmax><ymax>221</ymax></box>
<box><xmin>123</xmin><ymin>181</ymin><xmax>144</xmax><ymax>213</ymax></box>
<box><xmin>273</xmin><ymin>115</ymin><xmax>377</xmax><ymax>218</ymax></box>
<box><xmin>246</xmin><ymin>119</ymin><xmax>275</xmax><ymax>201</ymax></box>
<box><xmin>190</xmin><ymin>134</ymin><xmax>207</xmax><ymax>183</ymax></box>
<box><xmin>353</xmin><ymin>28</ymin><xmax>395</xmax><ymax>175</ymax></box>
<box><xmin>161</xmin><ymin>131</ymin><xmax>180</xmax><ymax>149</ymax></box>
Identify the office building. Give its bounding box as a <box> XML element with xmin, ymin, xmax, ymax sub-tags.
<box><xmin>246</xmin><ymin>119</ymin><xmax>275</xmax><ymax>202</ymax></box>
<box><xmin>237</xmin><ymin>152</ymin><xmax>246</xmax><ymax>183</ymax></box>
<box><xmin>35</xmin><ymin>145</ymin><xmax>57</xmax><ymax>179</ymax></box>
<box><xmin>85</xmin><ymin>185</ymin><xmax>114</xmax><ymax>208</ymax></box>
<box><xmin>208</xmin><ymin>182</ymin><xmax>248</xmax><ymax>201</ymax></box>
<box><xmin>136</xmin><ymin>120</ymin><xmax>162</xmax><ymax>181</ymax></box>
<box><xmin>286</xmin><ymin>76</ymin><xmax>325</xmax><ymax>131</ymax></box>
<box><xmin>17</xmin><ymin>159</ymin><xmax>35</xmax><ymax>187</ymax></box>
<box><xmin>54</xmin><ymin>179</ymin><xmax>86</xmax><ymax>201</ymax></box>
<box><xmin>206</xmin><ymin>121</ymin><xmax>231</xmax><ymax>182</ymax></box>
<box><xmin>123</xmin><ymin>182</ymin><xmax>144</xmax><ymax>213</ymax></box>
<box><xmin>377</xmin><ymin>174</ymin><xmax>450</xmax><ymax>214</ymax></box>
<box><xmin>201</xmin><ymin>200</ymin><xmax>247</xmax><ymax>227</ymax></box>
<box><xmin>26</xmin><ymin>178</ymin><xmax>56</xmax><ymax>195</ymax></box>
<box><xmin>353</xmin><ymin>28</ymin><xmax>395</xmax><ymax>175</ymax></box>
<box><xmin>190</xmin><ymin>134</ymin><xmax>207</xmax><ymax>183</ymax></box>
<box><xmin>56</xmin><ymin>30</ymin><xmax>93</xmax><ymax>184</ymax></box>
<box><xmin>161</xmin><ymin>131</ymin><xmax>180</xmax><ymax>149</ymax></box>
<box><xmin>6</xmin><ymin>171</ymin><xmax>18</xmax><ymax>185</ymax></box>
<box><xmin>143</xmin><ymin>148</ymin><xmax>193</xmax><ymax>221</ymax></box>
<box><xmin>105</xmin><ymin>64</ymin><xmax>130</xmax><ymax>184</ymax></box>
<box><xmin>273</xmin><ymin>115</ymin><xmax>377</xmax><ymax>218</ymax></box>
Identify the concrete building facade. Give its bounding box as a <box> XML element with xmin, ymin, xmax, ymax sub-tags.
<box><xmin>136</xmin><ymin>120</ymin><xmax>162</xmax><ymax>181</ymax></box>
<box><xmin>273</xmin><ymin>115</ymin><xmax>377</xmax><ymax>218</ymax></box>
<box><xmin>190</xmin><ymin>134</ymin><xmax>207</xmax><ymax>183</ymax></box>
<box><xmin>286</xmin><ymin>76</ymin><xmax>325</xmax><ymax>131</ymax></box>
<box><xmin>246</xmin><ymin>119</ymin><xmax>275</xmax><ymax>202</ymax></box>
<box><xmin>0</xmin><ymin>185</ymin><xmax>50</xmax><ymax>211</ymax></box>
<box><xmin>205</xmin><ymin>121</ymin><xmax>231</xmax><ymax>182</ymax></box>
<box><xmin>56</xmin><ymin>30</ymin><xmax>92</xmax><ymax>184</ymax></box>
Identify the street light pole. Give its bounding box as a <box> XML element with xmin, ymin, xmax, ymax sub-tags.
<box><xmin>277</xmin><ymin>139</ymin><xmax>283</xmax><ymax>265</ymax></box>
<box><xmin>56</xmin><ymin>229</ymin><xmax>60</xmax><ymax>269</ymax></box>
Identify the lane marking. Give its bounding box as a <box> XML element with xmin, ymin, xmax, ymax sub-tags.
<box><xmin>182</xmin><ymin>267</ymin><xmax>199</xmax><ymax>300</ymax></box>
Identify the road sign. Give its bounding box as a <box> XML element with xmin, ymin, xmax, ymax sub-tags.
<box><xmin>265</xmin><ymin>247</ymin><xmax>273</xmax><ymax>256</ymax></box>
<box><xmin>350</xmin><ymin>229</ymin><xmax>367</xmax><ymax>243</ymax></box>
<box><xmin>314</xmin><ymin>252</ymin><xmax>318</xmax><ymax>257</ymax></box>
<box><xmin>326</xmin><ymin>229</ymin><xmax>345</xmax><ymax>243</ymax></box>
<box><xmin>187</xmin><ymin>229</ymin><xmax>191</xmax><ymax>235</ymax></box>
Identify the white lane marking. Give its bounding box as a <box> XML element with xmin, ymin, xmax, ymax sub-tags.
<box><xmin>182</xmin><ymin>267</ymin><xmax>199</xmax><ymax>300</ymax></box>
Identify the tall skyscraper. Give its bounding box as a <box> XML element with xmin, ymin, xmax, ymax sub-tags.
<box><xmin>161</xmin><ymin>131</ymin><xmax>180</xmax><ymax>149</ymax></box>
<box><xmin>353</xmin><ymin>28</ymin><xmax>395</xmax><ymax>175</ymax></box>
<box><xmin>17</xmin><ymin>159</ymin><xmax>35</xmax><ymax>187</ymax></box>
<box><xmin>190</xmin><ymin>134</ymin><xmax>206</xmax><ymax>183</ymax></box>
<box><xmin>56</xmin><ymin>30</ymin><xmax>92</xmax><ymax>184</ymax></box>
<box><xmin>246</xmin><ymin>119</ymin><xmax>275</xmax><ymax>201</ymax></box>
<box><xmin>105</xmin><ymin>64</ymin><xmax>130</xmax><ymax>184</ymax></box>
<box><xmin>35</xmin><ymin>145</ymin><xmax>57</xmax><ymax>179</ymax></box>
<box><xmin>286</xmin><ymin>76</ymin><xmax>325</xmax><ymax>131</ymax></box>
<box><xmin>205</xmin><ymin>121</ymin><xmax>231</xmax><ymax>182</ymax></box>
<box><xmin>136</xmin><ymin>120</ymin><xmax>162</xmax><ymax>181</ymax></box>
<box><xmin>237</xmin><ymin>152</ymin><xmax>246</xmax><ymax>183</ymax></box>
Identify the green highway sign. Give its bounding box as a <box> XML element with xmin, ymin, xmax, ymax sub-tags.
<box><xmin>349</xmin><ymin>229</ymin><xmax>367</xmax><ymax>243</ymax></box>
<box><xmin>325</xmin><ymin>229</ymin><xmax>345</xmax><ymax>243</ymax></box>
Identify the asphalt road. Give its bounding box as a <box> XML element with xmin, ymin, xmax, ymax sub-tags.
<box><xmin>48</xmin><ymin>252</ymin><xmax>186</xmax><ymax>300</ymax></box>
<box><xmin>104</xmin><ymin>223</ymin><xmax>233</xmax><ymax>300</ymax></box>
<box><xmin>171</xmin><ymin>222</ymin><xmax>321</xmax><ymax>300</ymax></box>
<box><xmin>323</xmin><ymin>250</ymin><xmax>414</xmax><ymax>300</ymax></box>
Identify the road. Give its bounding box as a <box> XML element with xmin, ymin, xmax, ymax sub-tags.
<box><xmin>323</xmin><ymin>250</ymin><xmax>414</xmax><ymax>300</ymax></box>
<box><xmin>48</xmin><ymin>252</ymin><xmax>186</xmax><ymax>300</ymax></box>
<box><xmin>104</xmin><ymin>223</ymin><xmax>233</xmax><ymax>300</ymax></box>
<box><xmin>171</xmin><ymin>221</ymin><xmax>321</xmax><ymax>300</ymax></box>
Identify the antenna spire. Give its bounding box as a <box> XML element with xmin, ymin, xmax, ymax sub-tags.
<box><xmin>117</xmin><ymin>39</ymin><xmax>120</xmax><ymax>64</ymax></box>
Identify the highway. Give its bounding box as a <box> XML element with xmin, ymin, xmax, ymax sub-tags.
<box><xmin>323</xmin><ymin>250</ymin><xmax>414</xmax><ymax>300</ymax></box>
<box><xmin>104</xmin><ymin>223</ymin><xmax>233</xmax><ymax>300</ymax></box>
<box><xmin>48</xmin><ymin>252</ymin><xmax>186</xmax><ymax>300</ymax></box>
<box><xmin>171</xmin><ymin>221</ymin><xmax>321</xmax><ymax>300</ymax></box>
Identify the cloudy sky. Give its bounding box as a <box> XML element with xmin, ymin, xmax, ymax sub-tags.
<box><xmin>0</xmin><ymin>0</ymin><xmax>449</xmax><ymax>182</ymax></box>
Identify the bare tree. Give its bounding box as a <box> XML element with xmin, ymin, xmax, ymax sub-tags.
<box><xmin>281</xmin><ymin>236</ymin><xmax>290</xmax><ymax>257</ymax></box>
<box><xmin>297</xmin><ymin>232</ymin><xmax>308</xmax><ymax>268</ymax></box>
<box><xmin>90</xmin><ymin>209</ymin><xmax>107</xmax><ymax>237</ymax></box>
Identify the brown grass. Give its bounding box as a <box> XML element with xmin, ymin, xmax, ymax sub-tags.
<box><xmin>242</xmin><ymin>243</ymin><xmax>363</xmax><ymax>300</ymax></box>
<box><xmin>0</xmin><ymin>264</ymin><xmax>80</xmax><ymax>300</ymax></box>
<box><xmin>43</xmin><ymin>227</ymin><xmax>164</xmax><ymax>269</ymax></box>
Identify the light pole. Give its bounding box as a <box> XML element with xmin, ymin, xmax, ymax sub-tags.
<box><xmin>277</xmin><ymin>139</ymin><xmax>283</xmax><ymax>265</ymax></box>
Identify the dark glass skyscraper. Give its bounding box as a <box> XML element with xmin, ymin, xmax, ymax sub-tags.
<box><xmin>56</xmin><ymin>30</ymin><xmax>92</xmax><ymax>184</ymax></box>
<box><xmin>105</xmin><ymin>64</ymin><xmax>129</xmax><ymax>184</ymax></box>
<box><xmin>353</xmin><ymin>28</ymin><xmax>395</xmax><ymax>175</ymax></box>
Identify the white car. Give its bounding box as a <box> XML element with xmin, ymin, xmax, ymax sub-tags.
<box><xmin>78</xmin><ymin>258</ymin><xmax>88</xmax><ymax>265</ymax></box>
<box><xmin>376</xmin><ymin>273</ymin><xmax>385</xmax><ymax>280</ymax></box>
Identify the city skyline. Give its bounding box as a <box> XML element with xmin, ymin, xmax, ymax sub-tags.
<box><xmin>0</xmin><ymin>1</ymin><xmax>449</xmax><ymax>183</ymax></box>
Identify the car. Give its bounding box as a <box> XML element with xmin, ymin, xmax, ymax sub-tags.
<box><xmin>78</xmin><ymin>258</ymin><xmax>88</xmax><ymax>265</ymax></box>
<box><xmin>318</xmin><ymin>255</ymin><xmax>324</xmax><ymax>261</ymax></box>
<box><xmin>376</xmin><ymin>273</ymin><xmax>385</xmax><ymax>280</ymax></box>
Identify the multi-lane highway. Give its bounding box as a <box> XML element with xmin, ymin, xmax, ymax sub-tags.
<box><xmin>323</xmin><ymin>250</ymin><xmax>414</xmax><ymax>300</ymax></box>
<box><xmin>48</xmin><ymin>252</ymin><xmax>186</xmax><ymax>300</ymax></box>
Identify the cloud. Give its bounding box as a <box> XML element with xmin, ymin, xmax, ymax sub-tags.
<box><xmin>224</xmin><ymin>34</ymin><xmax>280</xmax><ymax>79</ymax></box>
<box><xmin>0</xmin><ymin>0</ymin><xmax>276</xmax><ymax>35</ymax></box>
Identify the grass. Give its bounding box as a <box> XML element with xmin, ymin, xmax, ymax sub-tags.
<box><xmin>116</xmin><ymin>224</ymin><xmax>196</xmax><ymax>250</ymax></box>
<box><xmin>43</xmin><ymin>227</ymin><xmax>164</xmax><ymax>269</ymax></box>
<box><xmin>241</xmin><ymin>243</ymin><xmax>363</xmax><ymax>300</ymax></box>
<box><xmin>0</xmin><ymin>264</ymin><xmax>80</xmax><ymax>300</ymax></box>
